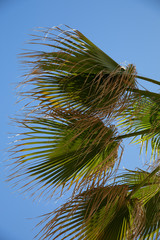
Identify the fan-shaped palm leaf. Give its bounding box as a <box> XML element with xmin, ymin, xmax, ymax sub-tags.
<box><xmin>9</xmin><ymin>109</ymin><xmax>120</xmax><ymax>197</ymax></box>
<box><xmin>36</xmin><ymin>166</ymin><xmax>160</xmax><ymax>240</ymax></box>
<box><xmin>21</xmin><ymin>25</ymin><xmax>137</xmax><ymax>117</ymax></box>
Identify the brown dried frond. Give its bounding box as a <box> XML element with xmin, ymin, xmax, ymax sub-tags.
<box><xmin>92</xmin><ymin>64</ymin><xmax>137</xmax><ymax>117</ymax></box>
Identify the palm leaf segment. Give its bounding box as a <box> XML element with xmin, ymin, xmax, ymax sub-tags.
<box><xmin>37</xmin><ymin>167</ymin><xmax>160</xmax><ymax>240</ymax></box>
<box><xmin>118</xmin><ymin>96</ymin><xmax>160</xmax><ymax>159</ymax></box>
<box><xmin>24</xmin><ymin>25</ymin><xmax>136</xmax><ymax>115</ymax></box>
<box><xmin>10</xmin><ymin>109</ymin><xmax>120</xmax><ymax>195</ymax></box>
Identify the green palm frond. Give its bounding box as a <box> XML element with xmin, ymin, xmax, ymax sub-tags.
<box><xmin>9</xmin><ymin>109</ymin><xmax>120</xmax><ymax>197</ymax></box>
<box><xmin>117</xmin><ymin>96</ymin><xmax>160</xmax><ymax>160</ymax></box>
<box><xmin>36</xmin><ymin>166</ymin><xmax>160</xmax><ymax>240</ymax></box>
<box><xmin>120</xmin><ymin>166</ymin><xmax>160</xmax><ymax>239</ymax></box>
<box><xmin>36</xmin><ymin>186</ymin><xmax>134</xmax><ymax>240</ymax></box>
<box><xmin>21</xmin><ymin>25</ymin><xmax>137</xmax><ymax>116</ymax></box>
<box><xmin>139</xmin><ymin>191</ymin><xmax>160</xmax><ymax>240</ymax></box>
<box><xmin>9</xmin><ymin>24</ymin><xmax>160</xmax><ymax>240</ymax></box>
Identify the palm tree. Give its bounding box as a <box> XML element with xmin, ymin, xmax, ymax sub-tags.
<box><xmin>9</xmin><ymin>25</ymin><xmax>160</xmax><ymax>239</ymax></box>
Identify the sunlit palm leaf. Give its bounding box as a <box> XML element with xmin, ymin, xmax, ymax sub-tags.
<box><xmin>120</xmin><ymin>166</ymin><xmax>160</xmax><ymax>239</ymax></box>
<box><xmin>36</xmin><ymin>166</ymin><xmax>160</xmax><ymax>240</ymax></box>
<box><xmin>21</xmin><ymin>25</ymin><xmax>136</xmax><ymax>116</ymax></box>
<box><xmin>9</xmin><ymin>109</ymin><xmax>120</xmax><ymax>197</ymax></box>
<box><xmin>117</xmin><ymin>96</ymin><xmax>160</xmax><ymax>160</ymax></box>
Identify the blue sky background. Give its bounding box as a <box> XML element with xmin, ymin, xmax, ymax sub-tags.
<box><xmin>1</xmin><ymin>0</ymin><xmax>160</xmax><ymax>239</ymax></box>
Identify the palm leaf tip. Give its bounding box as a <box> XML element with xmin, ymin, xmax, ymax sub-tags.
<box><xmin>22</xmin><ymin>25</ymin><xmax>137</xmax><ymax>116</ymax></box>
<box><xmin>9</xmin><ymin>109</ymin><xmax>121</xmax><ymax>197</ymax></box>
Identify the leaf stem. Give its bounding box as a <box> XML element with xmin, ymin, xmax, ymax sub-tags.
<box><xmin>136</xmin><ymin>75</ymin><xmax>160</xmax><ymax>86</ymax></box>
<box><xmin>128</xmin><ymin>88</ymin><xmax>160</xmax><ymax>100</ymax></box>
<box><xmin>115</xmin><ymin>129</ymin><xmax>150</xmax><ymax>140</ymax></box>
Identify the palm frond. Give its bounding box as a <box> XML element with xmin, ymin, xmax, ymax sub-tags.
<box><xmin>117</xmin><ymin>95</ymin><xmax>160</xmax><ymax>160</ymax></box>
<box><xmin>36</xmin><ymin>186</ymin><xmax>131</xmax><ymax>240</ymax></box>
<box><xmin>8</xmin><ymin>109</ymin><xmax>121</xmax><ymax>198</ymax></box>
<box><xmin>120</xmin><ymin>166</ymin><xmax>160</xmax><ymax>239</ymax></box>
<box><xmin>21</xmin><ymin>25</ymin><xmax>137</xmax><ymax>117</ymax></box>
<box><xmin>36</xmin><ymin>166</ymin><xmax>160</xmax><ymax>240</ymax></box>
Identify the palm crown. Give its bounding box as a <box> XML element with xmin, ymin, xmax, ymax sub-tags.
<box><xmin>9</xmin><ymin>25</ymin><xmax>160</xmax><ymax>239</ymax></box>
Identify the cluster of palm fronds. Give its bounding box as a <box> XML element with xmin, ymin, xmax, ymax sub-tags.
<box><xmin>9</xmin><ymin>25</ymin><xmax>160</xmax><ymax>239</ymax></box>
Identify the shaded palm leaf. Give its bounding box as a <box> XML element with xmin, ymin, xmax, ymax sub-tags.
<box><xmin>36</xmin><ymin>166</ymin><xmax>160</xmax><ymax>240</ymax></box>
<box><xmin>21</xmin><ymin>25</ymin><xmax>136</xmax><ymax>116</ymax></box>
<box><xmin>9</xmin><ymin>109</ymin><xmax>120</xmax><ymax>197</ymax></box>
<box><xmin>36</xmin><ymin>186</ymin><xmax>135</xmax><ymax>240</ymax></box>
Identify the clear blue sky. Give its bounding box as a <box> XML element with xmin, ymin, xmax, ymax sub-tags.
<box><xmin>1</xmin><ymin>0</ymin><xmax>160</xmax><ymax>239</ymax></box>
